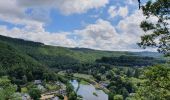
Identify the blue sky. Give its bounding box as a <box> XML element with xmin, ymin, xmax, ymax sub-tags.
<box><xmin>0</xmin><ymin>0</ymin><xmax>155</xmax><ymax>51</ymax></box>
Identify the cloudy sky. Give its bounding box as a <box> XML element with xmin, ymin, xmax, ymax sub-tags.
<box><xmin>0</xmin><ymin>0</ymin><xmax>155</xmax><ymax>51</ymax></box>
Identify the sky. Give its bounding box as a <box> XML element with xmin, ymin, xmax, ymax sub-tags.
<box><xmin>0</xmin><ymin>0</ymin><xmax>156</xmax><ymax>51</ymax></box>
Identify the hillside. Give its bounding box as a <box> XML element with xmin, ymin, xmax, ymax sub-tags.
<box><xmin>0</xmin><ymin>35</ymin><xmax>165</xmax><ymax>69</ymax></box>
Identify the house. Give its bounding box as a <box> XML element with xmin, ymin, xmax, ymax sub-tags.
<box><xmin>56</xmin><ymin>81</ymin><xmax>66</xmax><ymax>89</ymax></box>
<box><xmin>59</xmin><ymin>89</ymin><xmax>67</xmax><ymax>96</ymax></box>
<box><xmin>37</xmin><ymin>84</ymin><xmax>46</xmax><ymax>92</ymax></box>
<box><xmin>52</xmin><ymin>97</ymin><xmax>59</xmax><ymax>100</ymax></box>
<box><xmin>22</xmin><ymin>93</ymin><xmax>31</xmax><ymax>100</ymax></box>
<box><xmin>34</xmin><ymin>80</ymin><xmax>42</xmax><ymax>85</ymax></box>
<box><xmin>56</xmin><ymin>81</ymin><xmax>60</xmax><ymax>85</ymax></box>
<box><xmin>99</xmin><ymin>81</ymin><xmax>109</xmax><ymax>88</ymax></box>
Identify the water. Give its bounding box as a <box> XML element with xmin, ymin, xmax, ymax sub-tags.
<box><xmin>70</xmin><ymin>80</ymin><xmax>108</xmax><ymax>100</ymax></box>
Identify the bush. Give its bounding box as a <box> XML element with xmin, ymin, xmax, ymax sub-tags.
<box><xmin>28</xmin><ymin>88</ymin><xmax>41</xmax><ymax>100</ymax></box>
<box><xmin>114</xmin><ymin>95</ymin><xmax>123</xmax><ymax>100</ymax></box>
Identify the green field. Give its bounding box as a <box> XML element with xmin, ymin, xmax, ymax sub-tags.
<box><xmin>73</xmin><ymin>73</ymin><xmax>94</xmax><ymax>80</ymax></box>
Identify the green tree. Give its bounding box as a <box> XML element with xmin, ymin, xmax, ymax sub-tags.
<box><xmin>134</xmin><ymin>68</ymin><xmax>140</xmax><ymax>78</ymax></box>
<box><xmin>22</xmin><ymin>75</ymin><xmax>27</xmax><ymax>84</ymax></box>
<box><xmin>68</xmin><ymin>92</ymin><xmax>77</xmax><ymax>100</ymax></box>
<box><xmin>66</xmin><ymin>83</ymin><xmax>77</xmax><ymax>100</ymax></box>
<box><xmin>114</xmin><ymin>95</ymin><xmax>123</xmax><ymax>100</ymax></box>
<box><xmin>0</xmin><ymin>76</ymin><xmax>21</xmax><ymax>100</ymax></box>
<box><xmin>138</xmin><ymin>0</ymin><xmax>170</xmax><ymax>55</ymax></box>
<box><xmin>108</xmin><ymin>92</ymin><xmax>114</xmax><ymax>100</ymax></box>
<box><xmin>126</xmin><ymin>69</ymin><xmax>133</xmax><ymax>77</ymax></box>
<box><xmin>135</xmin><ymin>65</ymin><xmax>170</xmax><ymax>100</ymax></box>
<box><xmin>28</xmin><ymin>88</ymin><xmax>41</xmax><ymax>100</ymax></box>
<box><xmin>27</xmin><ymin>71</ymin><xmax>33</xmax><ymax>81</ymax></box>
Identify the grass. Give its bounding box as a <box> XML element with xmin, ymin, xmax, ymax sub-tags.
<box><xmin>21</xmin><ymin>87</ymin><xmax>28</xmax><ymax>93</ymax></box>
<box><xmin>73</xmin><ymin>73</ymin><xmax>94</xmax><ymax>80</ymax></box>
<box><xmin>58</xmin><ymin>71</ymin><xmax>66</xmax><ymax>76</ymax></box>
<box><xmin>45</xmin><ymin>83</ymin><xmax>60</xmax><ymax>91</ymax></box>
<box><xmin>80</xmin><ymin>80</ymin><xmax>89</xmax><ymax>85</ymax></box>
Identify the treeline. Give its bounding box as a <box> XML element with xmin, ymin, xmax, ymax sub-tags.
<box><xmin>96</xmin><ymin>55</ymin><xmax>165</xmax><ymax>67</ymax></box>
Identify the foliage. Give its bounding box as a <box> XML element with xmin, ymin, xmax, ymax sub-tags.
<box><xmin>138</xmin><ymin>0</ymin><xmax>170</xmax><ymax>55</ymax></box>
<box><xmin>135</xmin><ymin>65</ymin><xmax>170</xmax><ymax>100</ymax></box>
<box><xmin>66</xmin><ymin>83</ymin><xmax>77</xmax><ymax>100</ymax></box>
<box><xmin>0</xmin><ymin>76</ymin><xmax>21</xmax><ymax>100</ymax></box>
<box><xmin>0</xmin><ymin>41</ymin><xmax>57</xmax><ymax>85</ymax></box>
<box><xmin>45</xmin><ymin>83</ymin><xmax>60</xmax><ymax>91</ymax></box>
<box><xmin>0</xmin><ymin>35</ymin><xmax>163</xmax><ymax>71</ymax></box>
<box><xmin>73</xmin><ymin>73</ymin><xmax>94</xmax><ymax>80</ymax></box>
<box><xmin>21</xmin><ymin>87</ymin><xmax>28</xmax><ymax>93</ymax></box>
<box><xmin>96</xmin><ymin>55</ymin><xmax>165</xmax><ymax>67</ymax></box>
<box><xmin>114</xmin><ymin>94</ymin><xmax>123</xmax><ymax>100</ymax></box>
<box><xmin>80</xmin><ymin>80</ymin><xmax>89</xmax><ymax>85</ymax></box>
<box><xmin>93</xmin><ymin>92</ymin><xmax>98</xmax><ymax>96</ymax></box>
<box><xmin>107</xmin><ymin>74</ymin><xmax>135</xmax><ymax>99</ymax></box>
<box><xmin>28</xmin><ymin>88</ymin><xmax>41</xmax><ymax>100</ymax></box>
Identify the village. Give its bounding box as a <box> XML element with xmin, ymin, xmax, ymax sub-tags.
<box><xmin>21</xmin><ymin>80</ymin><xmax>67</xmax><ymax>100</ymax></box>
<box><xmin>20</xmin><ymin>77</ymin><xmax>111</xmax><ymax>100</ymax></box>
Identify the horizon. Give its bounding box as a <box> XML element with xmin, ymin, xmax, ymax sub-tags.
<box><xmin>0</xmin><ymin>0</ymin><xmax>156</xmax><ymax>51</ymax></box>
<box><xmin>0</xmin><ymin>34</ymin><xmax>158</xmax><ymax>52</ymax></box>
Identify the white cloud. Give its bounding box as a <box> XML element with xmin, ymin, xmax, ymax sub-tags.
<box><xmin>0</xmin><ymin>25</ymin><xmax>76</xmax><ymax>47</ymax></box>
<box><xmin>108</xmin><ymin>6</ymin><xmax>117</xmax><ymax>18</ymax></box>
<box><xmin>0</xmin><ymin>0</ymin><xmax>109</xmax><ymax>29</ymax></box>
<box><xmin>118</xmin><ymin>6</ymin><xmax>129</xmax><ymax>18</ymax></box>
<box><xmin>0</xmin><ymin>0</ymin><xmax>156</xmax><ymax>51</ymax></box>
<box><xmin>0</xmin><ymin>9</ymin><xmax>155</xmax><ymax>51</ymax></box>
<box><xmin>126</xmin><ymin>0</ymin><xmax>138</xmax><ymax>5</ymax></box>
<box><xmin>108</xmin><ymin>6</ymin><xmax>129</xmax><ymax>18</ymax></box>
<box><xmin>72</xmin><ymin>17</ymin><xmax>152</xmax><ymax>51</ymax></box>
<box><xmin>17</xmin><ymin>0</ymin><xmax>109</xmax><ymax>15</ymax></box>
<box><xmin>74</xmin><ymin>19</ymin><xmax>119</xmax><ymax>49</ymax></box>
<box><xmin>117</xmin><ymin>10</ymin><xmax>144</xmax><ymax>34</ymax></box>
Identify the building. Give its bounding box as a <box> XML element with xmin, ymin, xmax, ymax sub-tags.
<box><xmin>99</xmin><ymin>81</ymin><xmax>109</xmax><ymax>88</ymax></box>
<box><xmin>59</xmin><ymin>89</ymin><xmax>67</xmax><ymax>96</ymax></box>
<box><xmin>22</xmin><ymin>93</ymin><xmax>31</xmax><ymax>100</ymax></box>
<box><xmin>34</xmin><ymin>80</ymin><xmax>42</xmax><ymax>85</ymax></box>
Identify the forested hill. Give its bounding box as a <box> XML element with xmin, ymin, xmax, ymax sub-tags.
<box><xmin>0</xmin><ymin>35</ymin><xmax>165</xmax><ymax>69</ymax></box>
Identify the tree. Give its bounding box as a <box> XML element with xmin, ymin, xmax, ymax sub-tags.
<box><xmin>126</xmin><ymin>69</ymin><xmax>133</xmax><ymax>77</ymax></box>
<box><xmin>135</xmin><ymin>65</ymin><xmax>170</xmax><ymax>100</ymax></box>
<box><xmin>27</xmin><ymin>71</ymin><xmax>33</xmax><ymax>81</ymax></box>
<box><xmin>0</xmin><ymin>76</ymin><xmax>21</xmax><ymax>100</ymax></box>
<box><xmin>114</xmin><ymin>95</ymin><xmax>123</xmax><ymax>100</ymax></box>
<box><xmin>28</xmin><ymin>88</ymin><xmax>41</xmax><ymax>100</ymax></box>
<box><xmin>66</xmin><ymin>83</ymin><xmax>77</xmax><ymax>100</ymax></box>
<box><xmin>138</xmin><ymin>0</ymin><xmax>170</xmax><ymax>55</ymax></box>
<box><xmin>22</xmin><ymin>75</ymin><xmax>28</xmax><ymax>84</ymax></box>
<box><xmin>134</xmin><ymin>68</ymin><xmax>140</xmax><ymax>78</ymax></box>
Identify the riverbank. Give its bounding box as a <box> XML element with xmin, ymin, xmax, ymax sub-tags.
<box><xmin>58</xmin><ymin>72</ymin><xmax>110</xmax><ymax>94</ymax></box>
<box><xmin>70</xmin><ymin>80</ymin><xmax>108</xmax><ymax>100</ymax></box>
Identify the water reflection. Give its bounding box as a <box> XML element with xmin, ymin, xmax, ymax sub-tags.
<box><xmin>70</xmin><ymin>80</ymin><xmax>108</xmax><ymax>100</ymax></box>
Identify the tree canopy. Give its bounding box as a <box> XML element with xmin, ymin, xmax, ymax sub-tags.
<box><xmin>135</xmin><ymin>65</ymin><xmax>170</xmax><ymax>100</ymax></box>
<box><xmin>138</xmin><ymin>0</ymin><xmax>170</xmax><ymax>55</ymax></box>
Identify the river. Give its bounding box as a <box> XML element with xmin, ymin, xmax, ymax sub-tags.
<box><xmin>70</xmin><ymin>80</ymin><xmax>108</xmax><ymax>100</ymax></box>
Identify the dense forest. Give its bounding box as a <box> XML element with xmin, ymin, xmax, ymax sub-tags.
<box><xmin>96</xmin><ymin>55</ymin><xmax>165</xmax><ymax>67</ymax></box>
<box><xmin>0</xmin><ymin>35</ymin><xmax>165</xmax><ymax>73</ymax></box>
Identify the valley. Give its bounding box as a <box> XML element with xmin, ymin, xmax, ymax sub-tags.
<box><xmin>0</xmin><ymin>35</ymin><xmax>169</xmax><ymax>100</ymax></box>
